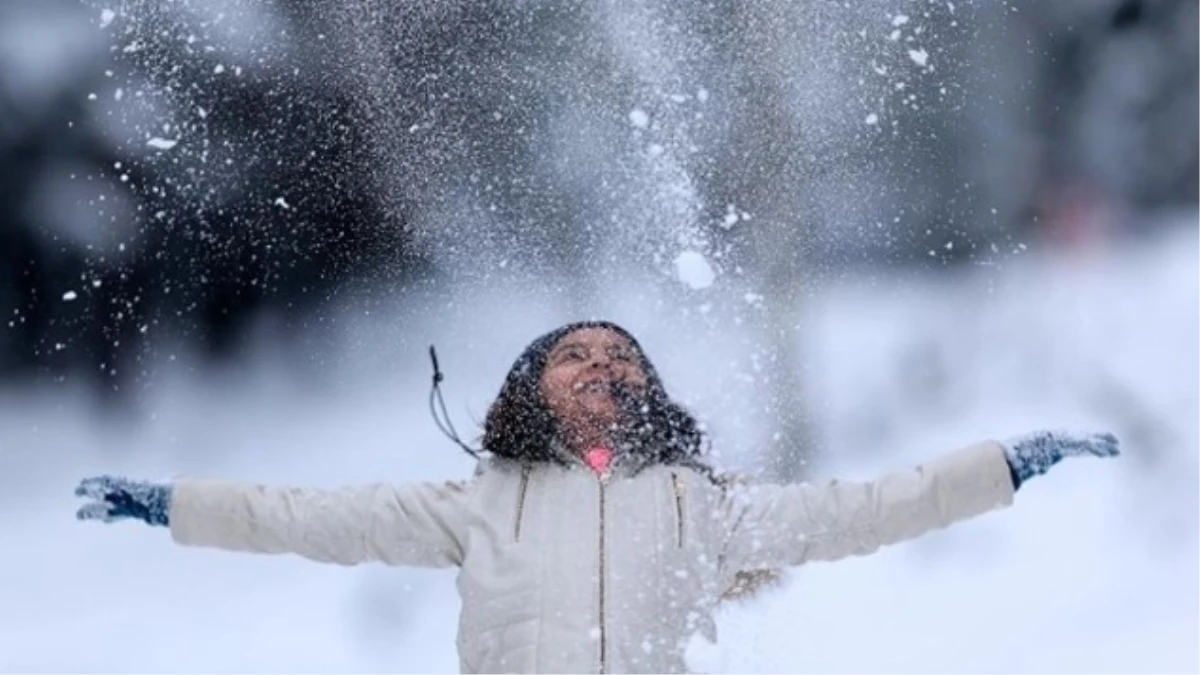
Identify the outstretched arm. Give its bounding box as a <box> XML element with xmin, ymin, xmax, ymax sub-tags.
<box><xmin>75</xmin><ymin>475</ymin><xmax>473</xmax><ymax>568</ymax></box>
<box><xmin>719</xmin><ymin>431</ymin><xmax>1119</xmax><ymax>573</ymax></box>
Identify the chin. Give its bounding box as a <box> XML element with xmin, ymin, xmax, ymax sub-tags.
<box><xmin>577</xmin><ymin>407</ymin><xmax>619</xmax><ymax>427</ymax></box>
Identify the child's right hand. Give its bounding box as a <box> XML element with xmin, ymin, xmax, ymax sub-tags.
<box><xmin>75</xmin><ymin>475</ymin><xmax>173</xmax><ymax>527</ymax></box>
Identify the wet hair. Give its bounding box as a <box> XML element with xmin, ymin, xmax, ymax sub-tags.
<box><xmin>482</xmin><ymin>320</ymin><xmax>712</xmax><ymax>475</ymax></box>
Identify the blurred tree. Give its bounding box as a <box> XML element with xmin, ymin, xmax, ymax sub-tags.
<box><xmin>970</xmin><ymin>0</ymin><xmax>1197</xmax><ymax>244</ymax></box>
<box><xmin>0</xmin><ymin>0</ymin><xmax>428</xmax><ymax>394</ymax></box>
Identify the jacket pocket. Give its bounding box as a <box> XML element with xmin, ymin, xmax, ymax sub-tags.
<box><xmin>514</xmin><ymin>465</ymin><xmax>531</xmax><ymax>542</ymax></box>
<box><xmin>670</xmin><ymin>471</ymin><xmax>687</xmax><ymax>548</ymax></box>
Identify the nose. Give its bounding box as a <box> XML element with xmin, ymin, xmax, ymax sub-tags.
<box><xmin>588</xmin><ymin>352</ymin><xmax>613</xmax><ymax>370</ymax></box>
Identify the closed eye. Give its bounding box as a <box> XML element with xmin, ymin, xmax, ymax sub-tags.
<box><xmin>555</xmin><ymin>346</ymin><xmax>587</xmax><ymax>362</ymax></box>
<box><xmin>609</xmin><ymin>348</ymin><xmax>636</xmax><ymax>362</ymax></box>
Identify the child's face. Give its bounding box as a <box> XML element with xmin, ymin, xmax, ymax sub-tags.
<box><xmin>538</xmin><ymin>327</ymin><xmax>649</xmax><ymax>442</ymax></box>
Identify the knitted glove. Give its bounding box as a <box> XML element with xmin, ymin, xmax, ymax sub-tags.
<box><xmin>75</xmin><ymin>475</ymin><xmax>173</xmax><ymax>527</ymax></box>
<box><xmin>1002</xmin><ymin>430</ymin><xmax>1120</xmax><ymax>490</ymax></box>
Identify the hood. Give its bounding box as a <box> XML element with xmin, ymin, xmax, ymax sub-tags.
<box><xmin>501</xmin><ymin>320</ymin><xmax>667</xmax><ymax>397</ymax></box>
<box><xmin>482</xmin><ymin>320</ymin><xmax>707</xmax><ymax>475</ymax></box>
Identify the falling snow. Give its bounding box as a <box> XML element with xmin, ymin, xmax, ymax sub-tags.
<box><xmin>674</xmin><ymin>250</ymin><xmax>716</xmax><ymax>290</ymax></box>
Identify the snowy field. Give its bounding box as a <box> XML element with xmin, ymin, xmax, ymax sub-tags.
<box><xmin>1</xmin><ymin>217</ymin><xmax>1196</xmax><ymax>673</ymax></box>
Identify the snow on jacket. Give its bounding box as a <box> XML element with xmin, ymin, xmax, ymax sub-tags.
<box><xmin>169</xmin><ymin>440</ymin><xmax>1015</xmax><ymax>674</ymax></box>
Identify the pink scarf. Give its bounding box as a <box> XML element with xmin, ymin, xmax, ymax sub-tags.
<box><xmin>583</xmin><ymin>446</ymin><xmax>613</xmax><ymax>475</ymax></box>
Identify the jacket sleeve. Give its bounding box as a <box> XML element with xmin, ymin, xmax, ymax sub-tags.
<box><xmin>168</xmin><ymin>478</ymin><xmax>472</xmax><ymax>568</ymax></box>
<box><xmin>718</xmin><ymin>441</ymin><xmax>1014</xmax><ymax>573</ymax></box>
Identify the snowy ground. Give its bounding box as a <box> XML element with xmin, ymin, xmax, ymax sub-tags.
<box><xmin>1</xmin><ymin>217</ymin><xmax>1196</xmax><ymax>673</ymax></box>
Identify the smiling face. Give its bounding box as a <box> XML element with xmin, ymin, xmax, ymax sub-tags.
<box><xmin>538</xmin><ymin>327</ymin><xmax>650</xmax><ymax>450</ymax></box>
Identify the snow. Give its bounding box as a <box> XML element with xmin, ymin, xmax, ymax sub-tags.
<box><xmin>0</xmin><ymin>219</ymin><xmax>1195</xmax><ymax>672</ymax></box>
<box><xmin>720</xmin><ymin>206</ymin><xmax>741</xmax><ymax>229</ymax></box>
<box><xmin>687</xmin><ymin>632</ymin><xmax>722</xmax><ymax>668</ymax></box>
<box><xmin>908</xmin><ymin>48</ymin><xmax>929</xmax><ymax>68</ymax></box>
<box><xmin>674</xmin><ymin>250</ymin><xmax>716</xmax><ymax>289</ymax></box>
<box><xmin>146</xmin><ymin>137</ymin><xmax>177</xmax><ymax>150</ymax></box>
<box><xmin>629</xmin><ymin>108</ymin><xmax>651</xmax><ymax>129</ymax></box>
<box><xmin>98</xmin><ymin>9</ymin><xmax>115</xmax><ymax>28</ymax></box>
<box><xmin>61</xmin><ymin>291</ymin><xmax>77</xmax><ymax>301</ymax></box>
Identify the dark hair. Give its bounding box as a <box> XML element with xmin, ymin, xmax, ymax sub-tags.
<box><xmin>482</xmin><ymin>321</ymin><xmax>711</xmax><ymax>475</ymax></box>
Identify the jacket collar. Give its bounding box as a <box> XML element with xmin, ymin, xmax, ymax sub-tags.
<box><xmin>480</xmin><ymin>437</ymin><xmax>663</xmax><ymax>480</ymax></box>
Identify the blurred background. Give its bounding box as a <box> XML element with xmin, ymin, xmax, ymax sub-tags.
<box><xmin>1</xmin><ymin>0</ymin><xmax>1196</xmax><ymax>672</ymax></box>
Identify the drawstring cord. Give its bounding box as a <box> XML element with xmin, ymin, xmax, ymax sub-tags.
<box><xmin>428</xmin><ymin>345</ymin><xmax>481</xmax><ymax>459</ymax></box>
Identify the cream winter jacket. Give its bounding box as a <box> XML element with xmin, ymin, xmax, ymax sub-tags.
<box><xmin>169</xmin><ymin>440</ymin><xmax>1015</xmax><ymax>674</ymax></box>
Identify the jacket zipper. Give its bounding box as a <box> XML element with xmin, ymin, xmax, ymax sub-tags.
<box><xmin>514</xmin><ymin>465</ymin><xmax>531</xmax><ymax>542</ymax></box>
<box><xmin>597</xmin><ymin>474</ymin><xmax>608</xmax><ymax>674</ymax></box>
<box><xmin>671</xmin><ymin>472</ymin><xmax>687</xmax><ymax>548</ymax></box>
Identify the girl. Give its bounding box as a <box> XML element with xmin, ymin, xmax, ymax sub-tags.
<box><xmin>75</xmin><ymin>320</ymin><xmax>1119</xmax><ymax>674</ymax></box>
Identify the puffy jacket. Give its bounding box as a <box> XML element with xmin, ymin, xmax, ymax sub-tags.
<box><xmin>169</xmin><ymin>440</ymin><xmax>1015</xmax><ymax>673</ymax></box>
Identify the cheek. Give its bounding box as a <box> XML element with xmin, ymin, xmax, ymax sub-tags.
<box><xmin>622</xmin><ymin>364</ymin><xmax>649</xmax><ymax>386</ymax></box>
<box><xmin>540</xmin><ymin>369</ymin><xmax>574</xmax><ymax>407</ymax></box>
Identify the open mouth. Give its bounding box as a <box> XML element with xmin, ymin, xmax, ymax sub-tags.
<box><xmin>575</xmin><ymin>380</ymin><xmax>614</xmax><ymax>394</ymax></box>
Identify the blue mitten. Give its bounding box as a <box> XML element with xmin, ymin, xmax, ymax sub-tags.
<box><xmin>75</xmin><ymin>475</ymin><xmax>173</xmax><ymax>527</ymax></box>
<box><xmin>1002</xmin><ymin>430</ymin><xmax>1120</xmax><ymax>489</ymax></box>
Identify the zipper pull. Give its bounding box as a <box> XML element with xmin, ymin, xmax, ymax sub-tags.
<box><xmin>672</xmin><ymin>473</ymin><xmax>687</xmax><ymax>499</ymax></box>
<box><xmin>671</xmin><ymin>472</ymin><xmax>687</xmax><ymax>548</ymax></box>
